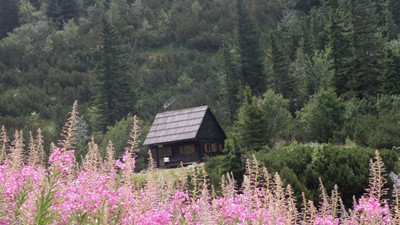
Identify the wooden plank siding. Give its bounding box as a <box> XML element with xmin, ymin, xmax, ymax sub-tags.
<box><xmin>144</xmin><ymin>106</ymin><xmax>226</xmax><ymax>168</ymax></box>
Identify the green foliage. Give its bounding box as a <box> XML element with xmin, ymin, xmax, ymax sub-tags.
<box><xmin>237</xmin><ymin>0</ymin><xmax>266</xmax><ymax>95</ymax></box>
<box><xmin>297</xmin><ymin>89</ymin><xmax>345</xmax><ymax>142</ymax></box>
<box><xmin>0</xmin><ymin>85</ymin><xmax>50</xmax><ymax>116</ymax></box>
<box><xmin>270</xmin><ymin>33</ymin><xmax>294</xmax><ymax>100</ymax></box>
<box><xmin>341</xmin><ymin>95</ymin><xmax>400</xmax><ymax>149</ymax></box>
<box><xmin>234</xmin><ymin>87</ymin><xmax>292</xmax><ymax>151</ymax></box>
<box><xmin>205</xmin><ymin>138</ymin><xmax>245</xmax><ymax>191</ymax></box>
<box><xmin>256</xmin><ymin>142</ymin><xmax>400</xmax><ymax>207</ymax></box>
<box><xmin>347</xmin><ymin>0</ymin><xmax>383</xmax><ymax>98</ymax></box>
<box><xmin>389</xmin><ymin>0</ymin><xmax>400</xmax><ymax>28</ymax></box>
<box><xmin>29</xmin><ymin>0</ymin><xmax>40</xmax><ymax>10</ymax></box>
<box><xmin>0</xmin><ymin>0</ymin><xmax>399</xmax><ymax>164</ymax></box>
<box><xmin>34</xmin><ymin>171</ymin><xmax>61</xmax><ymax>224</ymax></box>
<box><xmin>0</xmin><ymin>0</ymin><xmax>19</xmax><ymax>39</ymax></box>
<box><xmin>99</xmin><ymin>115</ymin><xmax>148</xmax><ymax>171</ymax></box>
<box><xmin>96</xmin><ymin>18</ymin><xmax>136</xmax><ymax>132</ymax></box>
<box><xmin>326</xmin><ymin>5</ymin><xmax>353</xmax><ymax>97</ymax></box>
<box><xmin>381</xmin><ymin>47</ymin><xmax>400</xmax><ymax>95</ymax></box>
<box><xmin>222</xmin><ymin>46</ymin><xmax>241</xmax><ymax>119</ymax></box>
<box><xmin>348</xmin><ymin>112</ymin><xmax>400</xmax><ymax>149</ymax></box>
<box><xmin>46</xmin><ymin>0</ymin><xmax>79</xmax><ymax>29</ymax></box>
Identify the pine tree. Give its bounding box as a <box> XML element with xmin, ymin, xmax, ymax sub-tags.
<box><xmin>237</xmin><ymin>0</ymin><xmax>266</xmax><ymax>95</ymax></box>
<box><xmin>0</xmin><ymin>0</ymin><xmax>19</xmax><ymax>39</ymax></box>
<box><xmin>46</xmin><ymin>0</ymin><xmax>79</xmax><ymax>28</ymax></box>
<box><xmin>348</xmin><ymin>0</ymin><xmax>383</xmax><ymax>98</ymax></box>
<box><xmin>96</xmin><ymin>18</ymin><xmax>136</xmax><ymax>132</ymax></box>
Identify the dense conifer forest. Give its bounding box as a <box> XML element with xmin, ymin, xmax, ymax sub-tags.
<box><xmin>1</xmin><ymin>0</ymin><xmax>400</xmax><ymax>206</ymax></box>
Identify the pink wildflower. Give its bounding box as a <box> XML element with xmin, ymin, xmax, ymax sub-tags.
<box><xmin>48</xmin><ymin>148</ymin><xmax>75</xmax><ymax>173</ymax></box>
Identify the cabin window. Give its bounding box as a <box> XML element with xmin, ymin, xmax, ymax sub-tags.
<box><xmin>211</xmin><ymin>144</ymin><xmax>218</xmax><ymax>152</ymax></box>
<box><xmin>204</xmin><ymin>143</ymin><xmax>221</xmax><ymax>153</ymax></box>
<box><xmin>179</xmin><ymin>144</ymin><xmax>195</xmax><ymax>155</ymax></box>
<box><xmin>204</xmin><ymin>144</ymin><xmax>211</xmax><ymax>153</ymax></box>
<box><xmin>158</xmin><ymin>146</ymin><xmax>172</xmax><ymax>157</ymax></box>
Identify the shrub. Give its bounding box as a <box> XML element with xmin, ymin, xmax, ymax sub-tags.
<box><xmin>297</xmin><ymin>89</ymin><xmax>345</xmax><ymax>142</ymax></box>
<box><xmin>257</xmin><ymin>143</ymin><xmax>400</xmax><ymax>207</ymax></box>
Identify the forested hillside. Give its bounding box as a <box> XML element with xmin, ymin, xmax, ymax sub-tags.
<box><xmin>1</xmin><ymin>0</ymin><xmax>400</xmax><ymax>165</ymax></box>
<box><xmin>2</xmin><ymin>0</ymin><xmax>400</xmax><ymax>212</ymax></box>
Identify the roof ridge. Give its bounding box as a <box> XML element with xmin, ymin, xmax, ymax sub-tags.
<box><xmin>152</xmin><ymin>116</ymin><xmax>204</xmax><ymax>125</ymax></box>
<box><xmin>156</xmin><ymin>105</ymin><xmax>208</xmax><ymax>117</ymax></box>
<box><xmin>146</xmin><ymin>130</ymin><xmax>198</xmax><ymax>139</ymax></box>
<box><xmin>149</xmin><ymin>124</ymin><xmax>200</xmax><ymax>132</ymax></box>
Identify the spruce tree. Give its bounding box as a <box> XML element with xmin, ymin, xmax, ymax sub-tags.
<box><xmin>223</xmin><ymin>46</ymin><xmax>241</xmax><ymax>118</ymax></box>
<box><xmin>234</xmin><ymin>86</ymin><xmax>264</xmax><ymax>151</ymax></box>
<box><xmin>327</xmin><ymin>7</ymin><xmax>353</xmax><ymax>97</ymax></box>
<box><xmin>381</xmin><ymin>48</ymin><xmax>400</xmax><ymax>95</ymax></box>
<box><xmin>237</xmin><ymin>0</ymin><xmax>266</xmax><ymax>95</ymax></box>
<box><xmin>46</xmin><ymin>0</ymin><xmax>79</xmax><ymax>28</ymax></box>
<box><xmin>0</xmin><ymin>0</ymin><xmax>19</xmax><ymax>39</ymax></box>
<box><xmin>97</xmin><ymin>18</ymin><xmax>136</xmax><ymax>132</ymax></box>
<box><xmin>270</xmin><ymin>33</ymin><xmax>295</xmax><ymax>100</ymax></box>
<box><xmin>348</xmin><ymin>0</ymin><xmax>383</xmax><ymax>98</ymax></box>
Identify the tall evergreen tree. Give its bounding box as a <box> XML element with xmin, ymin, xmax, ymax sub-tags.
<box><xmin>270</xmin><ymin>33</ymin><xmax>295</xmax><ymax>101</ymax></box>
<box><xmin>348</xmin><ymin>0</ymin><xmax>383</xmax><ymax>98</ymax></box>
<box><xmin>0</xmin><ymin>0</ymin><xmax>19</xmax><ymax>39</ymax></box>
<box><xmin>381</xmin><ymin>48</ymin><xmax>400</xmax><ymax>95</ymax></box>
<box><xmin>234</xmin><ymin>86</ymin><xmax>264</xmax><ymax>151</ymax></box>
<box><xmin>223</xmin><ymin>46</ymin><xmax>241</xmax><ymax>118</ymax></box>
<box><xmin>327</xmin><ymin>6</ymin><xmax>353</xmax><ymax>97</ymax></box>
<box><xmin>96</xmin><ymin>19</ymin><xmax>136</xmax><ymax>132</ymax></box>
<box><xmin>237</xmin><ymin>0</ymin><xmax>266</xmax><ymax>95</ymax></box>
<box><xmin>46</xmin><ymin>0</ymin><xmax>79</xmax><ymax>28</ymax></box>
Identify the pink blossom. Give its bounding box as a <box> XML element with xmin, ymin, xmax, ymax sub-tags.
<box><xmin>48</xmin><ymin>148</ymin><xmax>75</xmax><ymax>173</ymax></box>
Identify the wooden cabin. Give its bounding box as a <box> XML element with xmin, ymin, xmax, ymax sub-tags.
<box><xmin>143</xmin><ymin>105</ymin><xmax>227</xmax><ymax>168</ymax></box>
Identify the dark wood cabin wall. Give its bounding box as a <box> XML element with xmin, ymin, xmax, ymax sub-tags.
<box><xmin>150</xmin><ymin>141</ymin><xmax>202</xmax><ymax>168</ymax></box>
<box><xmin>197</xmin><ymin>110</ymin><xmax>226</xmax><ymax>141</ymax></box>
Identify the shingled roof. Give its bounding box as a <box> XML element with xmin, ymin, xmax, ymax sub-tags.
<box><xmin>143</xmin><ymin>105</ymin><xmax>209</xmax><ymax>146</ymax></box>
